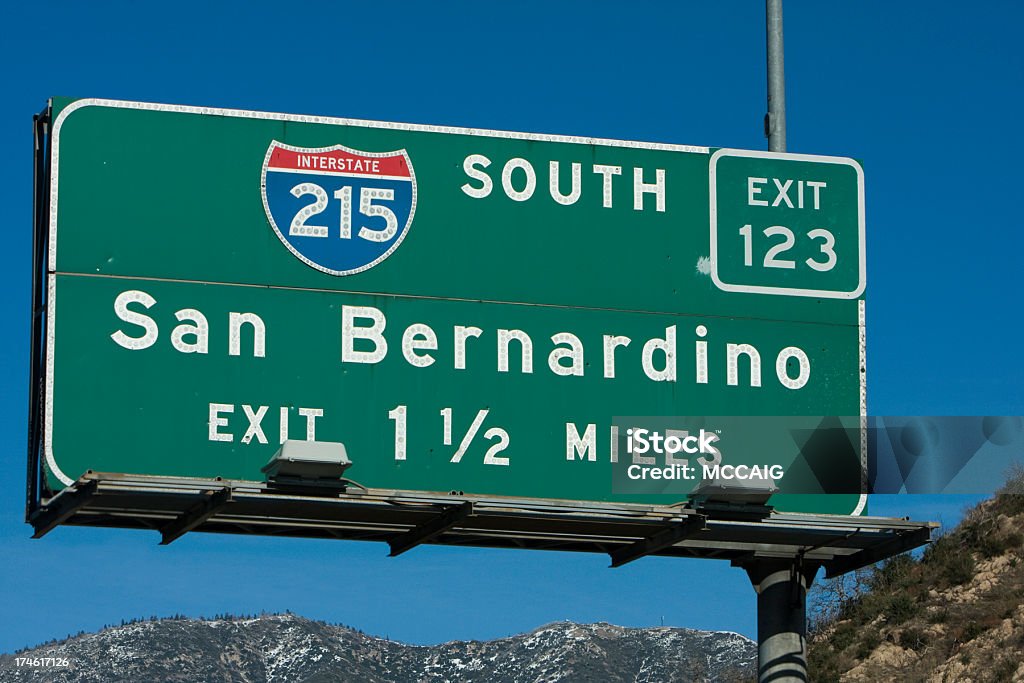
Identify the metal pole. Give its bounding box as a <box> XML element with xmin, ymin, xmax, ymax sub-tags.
<box><xmin>27</xmin><ymin>108</ymin><xmax>49</xmax><ymax>520</ymax></box>
<box><xmin>765</xmin><ymin>0</ymin><xmax>786</xmax><ymax>152</ymax></box>
<box><xmin>759</xmin><ymin>7</ymin><xmax>816</xmax><ymax>678</ymax></box>
<box><xmin>745</xmin><ymin>560</ymin><xmax>816</xmax><ymax>683</ymax></box>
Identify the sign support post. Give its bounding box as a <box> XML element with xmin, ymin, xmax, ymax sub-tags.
<box><xmin>745</xmin><ymin>558</ymin><xmax>818</xmax><ymax>683</ymax></box>
<box><xmin>749</xmin><ymin>5</ymin><xmax>815</xmax><ymax>682</ymax></box>
<box><xmin>766</xmin><ymin>0</ymin><xmax>787</xmax><ymax>152</ymax></box>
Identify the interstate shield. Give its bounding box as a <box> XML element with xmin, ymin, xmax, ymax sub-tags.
<box><xmin>261</xmin><ymin>141</ymin><xmax>416</xmax><ymax>276</ymax></box>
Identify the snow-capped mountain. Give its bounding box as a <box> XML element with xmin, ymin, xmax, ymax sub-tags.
<box><xmin>0</xmin><ymin>614</ymin><xmax>755</xmax><ymax>682</ymax></box>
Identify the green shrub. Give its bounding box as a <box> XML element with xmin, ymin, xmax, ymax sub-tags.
<box><xmin>975</xmin><ymin>530</ymin><xmax>1024</xmax><ymax>558</ymax></box>
<box><xmin>923</xmin><ymin>535</ymin><xmax>953</xmax><ymax>564</ymax></box>
<box><xmin>994</xmin><ymin>494</ymin><xmax>1024</xmax><ymax>516</ymax></box>
<box><xmin>849</xmin><ymin>593</ymin><xmax>885</xmax><ymax>625</ymax></box>
<box><xmin>961</xmin><ymin>621</ymin><xmax>983</xmax><ymax>642</ymax></box>
<box><xmin>883</xmin><ymin>594</ymin><xmax>920</xmax><ymax>625</ymax></box>
<box><xmin>870</xmin><ymin>554</ymin><xmax>916</xmax><ymax>591</ymax></box>
<box><xmin>993</xmin><ymin>465</ymin><xmax>1024</xmax><ymax>515</ymax></box>
<box><xmin>900</xmin><ymin>626</ymin><xmax>929</xmax><ymax>651</ymax></box>
<box><xmin>831</xmin><ymin>622</ymin><xmax>858</xmax><ymax>651</ymax></box>
<box><xmin>992</xmin><ymin>657</ymin><xmax>1019</xmax><ymax>682</ymax></box>
<box><xmin>937</xmin><ymin>549</ymin><xmax>976</xmax><ymax>586</ymax></box>
<box><xmin>855</xmin><ymin>630</ymin><xmax>881</xmax><ymax>659</ymax></box>
<box><xmin>806</xmin><ymin>644</ymin><xmax>843</xmax><ymax>683</ymax></box>
<box><xmin>942</xmin><ymin>552</ymin><xmax>974</xmax><ymax>585</ymax></box>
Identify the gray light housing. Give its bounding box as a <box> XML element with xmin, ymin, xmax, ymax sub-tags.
<box><xmin>688</xmin><ymin>475</ymin><xmax>778</xmax><ymax>506</ymax></box>
<box><xmin>261</xmin><ymin>440</ymin><xmax>351</xmax><ymax>481</ymax></box>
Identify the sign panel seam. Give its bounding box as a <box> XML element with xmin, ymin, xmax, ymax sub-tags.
<box><xmin>50</xmin><ymin>271</ymin><xmax>864</xmax><ymax>329</ymax></box>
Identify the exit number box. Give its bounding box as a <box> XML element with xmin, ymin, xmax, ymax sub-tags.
<box><xmin>709</xmin><ymin>149</ymin><xmax>865</xmax><ymax>299</ymax></box>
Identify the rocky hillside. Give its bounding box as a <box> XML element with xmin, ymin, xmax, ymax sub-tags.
<box><xmin>0</xmin><ymin>615</ymin><xmax>755</xmax><ymax>682</ymax></box>
<box><xmin>809</xmin><ymin>488</ymin><xmax>1024</xmax><ymax>682</ymax></box>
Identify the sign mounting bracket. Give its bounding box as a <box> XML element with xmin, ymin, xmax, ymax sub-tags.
<box><xmin>608</xmin><ymin>514</ymin><xmax>708</xmax><ymax>568</ymax></box>
<box><xmin>387</xmin><ymin>501</ymin><xmax>474</xmax><ymax>557</ymax></box>
<box><xmin>823</xmin><ymin>526</ymin><xmax>932</xmax><ymax>578</ymax></box>
<box><xmin>29</xmin><ymin>478</ymin><xmax>97</xmax><ymax>539</ymax></box>
<box><xmin>159</xmin><ymin>486</ymin><xmax>232</xmax><ymax>545</ymax></box>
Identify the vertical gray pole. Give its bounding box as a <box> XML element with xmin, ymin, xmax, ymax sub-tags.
<box><xmin>765</xmin><ymin>0</ymin><xmax>786</xmax><ymax>152</ymax></box>
<box><xmin>746</xmin><ymin>560</ymin><xmax>816</xmax><ymax>683</ymax></box>
<box><xmin>757</xmin><ymin>7</ymin><xmax>812</xmax><ymax>681</ymax></box>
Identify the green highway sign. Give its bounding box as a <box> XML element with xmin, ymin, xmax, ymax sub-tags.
<box><xmin>37</xmin><ymin>98</ymin><xmax>867</xmax><ymax>514</ymax></box>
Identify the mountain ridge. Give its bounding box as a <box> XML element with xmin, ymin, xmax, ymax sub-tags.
<box><xmin>0</xmin><ymin>614</ymin><xmax>756</xmax><ymax>682</ymax></box>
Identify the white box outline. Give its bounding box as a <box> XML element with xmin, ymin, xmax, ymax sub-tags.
<box><xmin>709</xmin><ymin>148</ymin><xmax>866</xmax><ymax>299</ymax></box>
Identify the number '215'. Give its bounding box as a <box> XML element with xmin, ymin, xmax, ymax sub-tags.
<box><xmin>739</xmin><ymin>224</ymin><xmax>837</xmax><ymax>272</ymax></box>
<box><xmin>289</xmin><ymin>182</ymin><xmax>398</xmax><ymax>242</ymax></box>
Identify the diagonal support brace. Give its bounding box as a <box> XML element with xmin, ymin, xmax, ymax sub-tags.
<box><xmin>824</xmin><ymin>526</ymin><xmax>932</xmax><ymax>578</ymax></box>
<box><xmin>609</xmin><ymin>515</ymin><xmax>708</xmax><ymax>568</ymax></box>
<box><xmin>30</xmin><ymin>479</ymin><xmax>99</xmax><ymax>539</ymax></box>
<box><xmin>160</xmin><ymin>487</ymin><xmax>231</xmax><ymax>545</ymax></box>
<box><xmin>388</xmin><ymin>501</ymin><xmax>473</xmax><ymax>557</ymax></box>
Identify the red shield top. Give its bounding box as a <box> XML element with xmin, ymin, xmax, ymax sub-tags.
<box><xmin>266</xmin><ymin>146</ymin><xmax>412</xmax><ymax>180</ymax></box>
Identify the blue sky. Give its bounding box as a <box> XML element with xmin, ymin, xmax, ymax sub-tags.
<box><xmin>1</xmin><ymin>1</ymin><xmax>1020</xmax><ymax>652</ymax></box>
